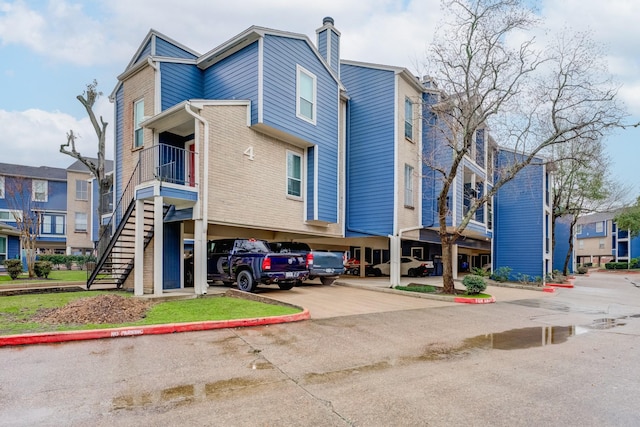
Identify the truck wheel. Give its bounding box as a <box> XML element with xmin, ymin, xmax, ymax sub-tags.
<box><xmin>278</xmin><ymin>282</ymin><xmax>294</xmax><ymax>290</ymax></box>
<box><xmin>237</xmin><ymin>270</ymin><xmax>256</xmax><ymax>292</ymax></box>
<box><xmin>373</xmin><ymin>268</ymin><xmax>382</xmax><ymax>277</ymax></box>
<box><xmin>320</xmin><ymin>277</ymin><xmax>335</xmax><ymax>286</ymax></box>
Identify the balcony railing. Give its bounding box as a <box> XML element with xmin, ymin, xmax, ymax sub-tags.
<box><xmin>139</xmin><ymin>144</ymin><xmax>197</xmax><ymax>187</ymax></box>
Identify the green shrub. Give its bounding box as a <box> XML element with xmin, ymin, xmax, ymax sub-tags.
<box><xmin>34</xmin><ymin>261</ymin><xmax>53</xmax><ymax>279</ymax></box>
<box><xmin>470</xmin><ymin>266</ymin><xmax>490</xmax><ymax>277</ymax></box>
<box><xmin>605</xmin><ymin>262</ymin><xmax>631</xmax><ymax>270</ymax></box>
<box><xmin>462</xmin><ymin>274</ymin><xmax>487</xmax><ymax>295</ymax></box>
<box><xmin>631</xmin><ymin>258</ymin><xmax>639</xmax><ymax>269</ymax></box>
<box><xmin>491</xmin><ymin>266</ymin><xmax>512</xmax><ymax>282</ymax></box>
<box><xmin>577</xmin><ymin>265</ymin><xmax>589</xmax><ymax>274</ymax></box>
<box><xmin>583</xmin><ymin>262</ymin><xmax>593</xmax><ymax>267</ymax></box>
<box><xmin>64</xmin><ymin>256</ymin><xmax>74</xmax><ymax>271</ymax></box>
<box><xmin>3</xmin><ymin>259</ymin><xmax>23</xmax><ymax>280</ymax></box>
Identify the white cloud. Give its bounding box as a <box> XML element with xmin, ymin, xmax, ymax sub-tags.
<box><xmin>0</xmin><ymin>97</ymin><xmax>114</xmax><ymax>169</ymax></box>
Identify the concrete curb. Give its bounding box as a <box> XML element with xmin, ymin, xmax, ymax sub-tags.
<box><xmin>0</xmin><ymin>309</ymin><xmax>310</xmax><ymax>347</ymax></box>
<box><xmin>335</xmin><ymin>281</ymin><xmax>495</xmax><ymax>304</ymax></box>
<box><xmin>454</xmin><ymin>296</ymin><xmax>496</xmax><ymax>304</ymax></box>
<box><xmin>546</xmin><ymin>282</ymin><xmax>574</xmax><ymax>288</ymax></box>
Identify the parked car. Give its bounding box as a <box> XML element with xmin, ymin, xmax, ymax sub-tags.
<box><xmin>206</xmin><ymin>238</ymin><xmax>308</xmax><ymax>292</ymax></box>
<box><xmin>344</xmin><ymin>258</ymin><xmax>381</xmax><ymax>277</ymax></box>
<box><xmin>372</xmin><ymin>257</ymin><xmax>433</xmax><ymax>277</ymax></box>
<box><xmin>269</xmin><ymin>242</ymin><xmax>345</xmax><ymax>285</ymax></box>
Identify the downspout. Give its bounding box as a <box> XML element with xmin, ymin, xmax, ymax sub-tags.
<box><xmin>185</xmin><ymin>103</ymin><xmax>209</xmax><ymax>295</ymax></box>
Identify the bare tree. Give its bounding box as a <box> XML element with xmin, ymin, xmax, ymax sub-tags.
<box><xmin>424</xmin><ymin>0</ymin><xmax>626</xmax><ymax>293</ymax></box>
<box><xmin>60</xmin><ymin>80</ymin><xmax>112</xmax><ymax>243</ymax></box>
<box><xmin>4</xmin><ymin>177</ymin><xmax>45</xmax><ymax>277</ymax></box>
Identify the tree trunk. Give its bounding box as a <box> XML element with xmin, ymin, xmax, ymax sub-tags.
<box><xmin>563</xmin><ymin>218</ymin><xmax>577</xmax><ymax>276</ymax></box>
<box><xmin>441</xmin><ymin>235</ymin><xmax>455</xmax><ymax>294</ymax></box>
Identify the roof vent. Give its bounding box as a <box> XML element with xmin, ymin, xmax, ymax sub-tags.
<box><xmin>323</xmin><ymin>16</ymin><xmax>334</xmax><ymax>26</ymax></box>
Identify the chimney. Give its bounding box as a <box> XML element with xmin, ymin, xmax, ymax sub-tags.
<box><xmin>316</xmin><ymin>17</ymin><xmax>341</xmax><ymax>77</ymax></box>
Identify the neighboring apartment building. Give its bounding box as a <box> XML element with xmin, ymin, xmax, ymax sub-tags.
<box><xmin>0</xmin><ymin>160</ymin><xmax>112</xmax><ymax>264</ymax></box>
<box><xmin>91</xmin><ymin>17</ymin><xmax>551</xmax><ymax>295</ymax></box>
<box><xmin>574</xmin><ymin>212</ymin><xmax>640</xmax><ymax>266</ymax></box>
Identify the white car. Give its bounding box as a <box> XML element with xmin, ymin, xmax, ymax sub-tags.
<box><xmin>372</xmin><ymin>257</ymin><xmax>432</xmax><ymax>277</ymax></box>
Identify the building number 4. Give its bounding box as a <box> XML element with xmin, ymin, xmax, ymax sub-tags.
<box><xmin>244</xmin><ymin>146</ymin><xmax>255</xmax><ymax>161</ymax></box>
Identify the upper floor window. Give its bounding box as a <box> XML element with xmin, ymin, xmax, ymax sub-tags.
<box><xmin>475</xmin><ymin>129</ymin><xmax>485</xmax><ymax>168</ymax></box>
<box><xmin>32</xmin><ymin>180</ymin><xmax>47</xmax><ymax>202</ymax></box>
<box><xmin>578</xmin><ymin>239</ymin><xmax>584</xmax><ymax>249</ymax></box>
<box><xmin>75</xmin><ymin>212</ymin><xmax>88</xmax><ymax>232</ymax></box>
<box><xmin>134</xmin><ymin>99</ymin><xmax>145</xmax><ymax>148</ymax></box>
<box><xmin>404</xmin><ymin>164</ymin><xmax>414</xmax><ymax>208</ymax></box>
<box><xmin>42</xmin><ymin>213</ymin><xmax>65</xmax><ymax>235</ymax></box>
<box><xmin>296</xmin><ymin>65</ymin><xmax>316</xmax><ymax>124</ymax></box>
<box><xmin>76</xmin><ymin>180</ymin><xmax>88</xmax><ymax>200</ymax></box>
<box><xmin>576</xmin><ymin>224</ymin><xmax>582</xmax><ymax>234</ymax></box>
<box><xmin>287</xmin><ymin>151</ymin><xmax>302</xmax><ymax>198</ymax></box>
<box><xmin>0</xmin><ymin>175</ymin><xmax>4</xmax><ymax>198</ymax></box>
<box><xmin>0</xmin><ymin>210</ymin><xmax>20</xmax><ymax>222</ymax></box>
<box><xmin>404</xmin><ymin>98</ymin><xmax>413</xmax><ymax>140</ymax></box>
<box><xmin>596</xmin><ymin>221</ymin><xmax>604</xmax><ymax>233</ymax></box>
<box><xmin>599</xmin><ymin>238</ymin><xmax>605</xmax><ymax>249</ymax></box>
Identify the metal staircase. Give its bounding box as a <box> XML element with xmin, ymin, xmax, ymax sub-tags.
<box><xmin>87</xmin><ymin>162</ymin><xmax>167</xmax><ymax>290</ymax></box>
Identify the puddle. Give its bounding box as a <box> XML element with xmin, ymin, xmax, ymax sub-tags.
<box><xmin>588</xmin><ymin>318</ymin><xmax>626</xmax><ymax>330</ymax></box>
<box><xmin>507</xmin><ymin>299</ymin><xmax>606</xmax><ymax>315</ymax></box>
<box><xmin>462</xmin><ymin>326</ymin><xmax>576</xmax><ymax>351</ymax></box>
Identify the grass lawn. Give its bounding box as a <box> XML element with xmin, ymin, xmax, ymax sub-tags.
<box><xmin>0</xmin><ymin>270</ymin><xmax>87</xmax><ymax>284</ymax></box>
<box><xmin>394</xmin><ymin>285</ymin><xmax>492</xmax><ymax>299</ymax></box>
<box><xmin>0</xmin><ymin>291</ymin><xmax>301</xmax><ymax>336</ymax></box>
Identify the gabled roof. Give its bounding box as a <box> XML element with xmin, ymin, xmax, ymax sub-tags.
<box><xmin>66</xmin><ymin>158</ymin><xmax>114</xmax><ymax>174</ymax></box>
<box><xmin>340</xmin><ymin>59</ymin><xmax>424</xmax><ymax>93</ymax></box>
<box><xmin>197</xmin><ymin>25</ymin><xmax>344</xmax><ymax>90</ymax></box>
<box><xmin>577</xmin><ymin>211</ymin><xmax>620</xmax><ymax>225</ymax></box>
<box><xmin>0</xmin><ymin>163</ymin><xmax>67</xmax><ymax>181</ymax></box>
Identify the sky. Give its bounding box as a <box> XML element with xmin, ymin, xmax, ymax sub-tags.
<box><xmin>0</xmin><ymin>0</ymin><xmax>639</xmax><ymax>199</ymax></box>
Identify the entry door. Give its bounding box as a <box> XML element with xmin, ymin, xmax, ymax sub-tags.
<box><xmin>163</xmin><ymin>222</ymin><xmax>181</xmax><ymax>289</ymax></box>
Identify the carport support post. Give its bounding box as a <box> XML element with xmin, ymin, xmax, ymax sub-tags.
<box><xmin>134</xmin><ymin>199</ymin><xmax>145</xmax><ymax>296</ymax></box>
<box><xmin>153</xmin><ymin>196</ymin><xmax>164</xmax><ymax>296</ymax></box>
<box><xmin>452</xmin><ymin>244</ymin><xmax>458</xmax><ymax>280</ymax></box>
<box><xmin>389</xmin><ymin>235</ymin><xmax>401</xmax><ymax>287</ymax></box>
<box><xmin>359</xmin><ymin>245</ymin><xmax>365</xmax><ymax>278</ymax></box>
<box><xmin>193</xmin><ymin>219</ymin><xmax>207</xmax><ymax>295</ymax></box>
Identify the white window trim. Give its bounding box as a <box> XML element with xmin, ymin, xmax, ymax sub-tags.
<box><xmin>75</xmin><ymin>212</ymin><xmax>88</xmax><ymax>232</ymax></box>
<box><xmin>404</xmin><ymin>164</ymin><xmax>414</xmax><ymax>208</ymax></box>
<box><xmin>296</xmin><ymin>65</ymin><xmax>317</xmax><ymax>125</ymax></box>
<box><xmin>596</xmin><ymin>221</ymin><xmax>604</xmax><ymax>233</ymax></box>
<box><xmin>32</xmin><ymin>179</ymin><xmax>48</xmax><ymax>202</ymax></box>
<box><xmin>286</xmin><ymin>150</ymin><xmax>304</xmax><ymax>200</ymax></box>
<box><xmin>76</xmin><ymin>180</ymin><xmax>89</xmax><ymax>201</ymax></box>
<box><xmin>0</xmin><ymin>175</ymin><xmax>4</xmax><ymax>199</ymax></box>
<box><xmin>576</xmin><ymin>224</ymin><xmax>582</xmax><ymax>234</ymax></box>
<box><xmin>134</xmin><ymin>98</ymin><xmax>144</xmax><ymax>148</ymax></box>
<box><xmin>404</xmin><ymin>97</ymin><xmax>413</xmax><ymax>141</ymax></box>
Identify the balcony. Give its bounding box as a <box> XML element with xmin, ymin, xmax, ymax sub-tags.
<box><xmin>135</xmin><ymin>144</ymin><xmax>198</xmax><ymax>209</ymax></box>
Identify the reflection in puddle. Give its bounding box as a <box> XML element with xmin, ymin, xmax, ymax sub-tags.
<box><xmin>589</xmin><ymin>318</ymin><xmax>626</xmax><ymax>329</ymax></box>
<box><xmin>463</xmin><ymin>326</ymin><xmax>576</xmax><ymax>351</ymax></box>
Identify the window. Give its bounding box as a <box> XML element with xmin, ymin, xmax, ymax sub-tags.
<box><xmin>404</xmin><ymin>97</ymin><xmax>413</xmax><ymax>140</ymax></box>
<box><xmin>296</xmin><ymin>65</ymin><xmax>316</xmax><ymax>124</ymax></box>
<box><xmin>0</xmin><ymin>175</ymin><xmax>4</xmax><ymax>198</ymax></box>
<box><xmin>487</xmin><ymin>196</ymin><xmax>493</xmax><ymax>230</ymax></box>
<box><xmin>599</xmin><ymin>238</ymin><xmax>605</xmax><ymax>250</ymax></box>
<box><xmin>76</xmin><ymin>180</ymin><xmax>88</xmax><ymax>200</ymax></box>
<box><xmin>576</xmin><ymin>224</ymin><xmax>583</xmax><ymax>235</ymax></box>
<box><xmin>404</xmin><ymin>164</ymin><xmax>414</xmax><ymax>207</ymax></box>
<box><xmin>32</xmin><ymin>180</ymin><xmax>47</xmax><ymax>202</ymax></box>
<box><xmin>475</xmin><ymin>129</ymin><xmax>485</xmax><ymax>168</ymax></box>
<box><xmin>287</xmin><ymin>151</ymin><xmax>302</xmax><ymax>198</ymax></box>
<box><xmin>596</xmin><ymin>221</ymin><xmax>604</xmax><ymax>233</ymax></box>
<box><xmin>75</xmin><ymin>212</ymin><xmax>88</xmax><ymax>232</ymax></box>
<box><xmin>0</xmin><ymin>236</ymin><xmax>5</xmax><ymax>262</ymax></box>
<box><xmin>0</xmin><ymin>210</ymin><xmax>20</xmax><ymax>222</ymax></box>
<box><xmin>578</xmin><ymin>240</ymin><xmax>584</xmax><ymax>250</ymax></box>
<box><xmin>42</xmin><ymin>213</ymin><xmax>65</xmax><ymax>235</ymax></box>
<box><xmin>134</xmin><ymin>99</ymin><xmax>144</xmax><ymax>148</ymax></box>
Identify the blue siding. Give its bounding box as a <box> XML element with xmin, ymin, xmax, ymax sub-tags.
<box><xmin>341</xmin><ymin>64</ymin><xmax>395</xmax><ymax>236</ymax></box>
<box><xmin>155</xmin><ymin>37</ymin><xmax>197</xmax><ymax>60</ymax></box>
<box><xmin>262</xmin><ymin>35</ymin><xmax>339</xmax><ymax>223</ymax></box>
<box><xmin>494</xmin><ymin>151</ymin><xmax>545</xmax><ymax>279</ymax></box>
<box><xmin>553</xmin><ymin>215</ymin><xmax>574</xmax><ymax>272</ymax></box>
<box><xmin>577</xmin><ymin>221</ymin><xmax>608</xmax><ymax>239</ymax></box>
<box><xmin>317</xmin><ymin>30</ymin><xmax>327</xmax><ymax>63</ymax></box>
<box><xmin>47</xmin><ymin>180</ymin><xmax>67</xmax><ymax>211</ymax></box>
<box><xmin>133</xmin><ymin>40</ymin><xmax>152</xmax><ymax>65</ymax></box>
<box><xmin>203</xmin><ymin>41</ymin><xmax>259</xmax><ymax>123</ymax></box>
<box><xmin>330</xmin><ymin>30</ymin><xmax>339</xmax><ymax>73</ymax></box>
<box><xmin>307</xmin><ymin>146</ymin><xmax>315</xmax><ymax>220</ymax></box>
<box><xmin>115</xmin><ymin>86</ymin><xmax>124</xmax><ymax>225</ymax></box>
<box><xmin>7</xmin><ymin>235</ymin><xmax>19</xmax><ymax>260</ymax></box>
<box><xmin>160</xmin><ymin>62</ymin><xmax>203</xmax><ymax>111</ymax></box>
<box><xmin>632</xmin><ymin>236</ymin><xmax>640</xmax><ymax>260</ymax></box>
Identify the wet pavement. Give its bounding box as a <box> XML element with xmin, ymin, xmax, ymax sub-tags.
<box><xmin>2</xmin><ymin>271</ymin><xmax>640</xmax><ymax>425</ymax></box>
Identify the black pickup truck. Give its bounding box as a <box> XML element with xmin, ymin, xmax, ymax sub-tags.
<box><xmin>206</xmin><ymin>238</ymin><xmax>308</xmax><ymax>292</ymax></box>
<box><xmin>269</xmin><ymin>242</ymin><xmax>345</xmax><ymax>285</ymax></box>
